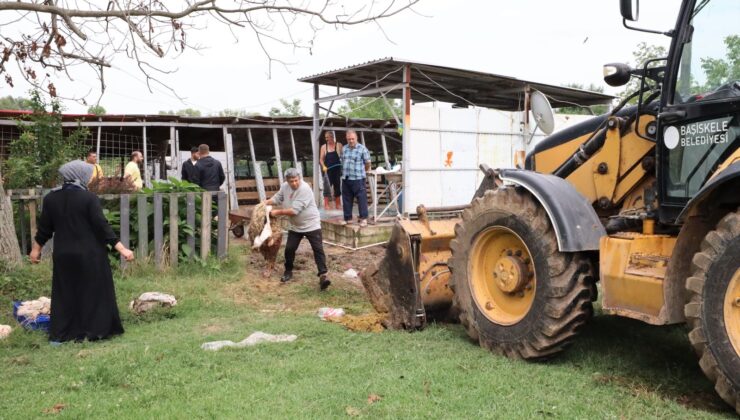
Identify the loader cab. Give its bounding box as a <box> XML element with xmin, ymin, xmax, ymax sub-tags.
<box><xmin>657</xmin><ymin>0</ymin><xmax>740</xmax><ymax>223</ymax></box>
<box><xmin>622</xmin><ymin>0</ymin><xmax>740</xmax><ymax>223</ymax></box>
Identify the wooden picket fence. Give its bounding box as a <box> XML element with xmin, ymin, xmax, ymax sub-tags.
<box><xmin>10</xmin><ymin>189</ymin><xmax>228</xmax><ymax>270</ymax></box>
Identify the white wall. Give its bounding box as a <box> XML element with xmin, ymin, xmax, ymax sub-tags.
<box><xmin>404</xmin><ymin>105</ymin><xmax>594</xmax><ymax>213</ymax></box>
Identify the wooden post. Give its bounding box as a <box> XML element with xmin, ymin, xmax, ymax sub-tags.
<box><xmin>169</xmin><ymin>194</ymin><xmax>178</xmax><ymax>268</ymax></box>
<box><xmin>186</xmin><ymin>193</ymin><xmax>196</xmax><ymax>261</ymax></box>
<box><xmin>217</xmin><ymin>192</ymin><xmax>227</xmax><ymax>259</ymax></box>
<box><xmin>272</xmin><ymin>128</ymin><xmax>284</xmax><ymax>183</ymax></box>
<box><xmin>137</xmin><ymin>194</ymin><xmax>148</xmax><ymax>259</ymax></box>
<box><xmin>153</xmin><ymin>193</ymin><xmax>164</xmax><ymax>270</ymax></box>
<box><xmin>120</xmin><ymin>194</ymin><xmax>130</xmax><ymax>269</ymax></box>
<box><xmin>18</xmin><ymin>200</ymin><xmax>27</xmax><ymax>255</ymax></box>
<box><xmin>200</xmin><ymin>192</ymin><xmax>212</xmax><ymax>260</ymax></box>
<box><xmin>28</xmin><ymin>189</ymin><xmax>37</xmax><ymax>242</ymax></box>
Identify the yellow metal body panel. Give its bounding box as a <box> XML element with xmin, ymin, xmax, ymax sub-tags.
<box><xmin>710</xmin><ymin>148</ymin><xmax>740</xmax><ymax>181</ymax></box>
<box><xmin>398</xmin><ymin>218</ymin><xmax>459</xmax><ymax>309</ymax></box>
<box><xmin>532</xmin><ymin>135</ymin><xmax>589</xmax><ymax>174</ymax></box>
<box><xmin>565</xmin><ymin>118</ymin><xmax>655</xmax><ymax>205</ymax></box>
<box><xmin>600</xmin><ymin>232</ymin><xmax>677</xmax><ymax>324</ymax></box>
<box><xmin>593</xmin><ymin>121</ymin><xmax>621</xmax><ymax>201</ymax></box>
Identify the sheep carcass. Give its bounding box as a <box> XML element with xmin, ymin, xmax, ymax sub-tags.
<box><xmin>248</xmin><ymin>203</ymin><xmax>283</xmax><ymax>278</ymax></box>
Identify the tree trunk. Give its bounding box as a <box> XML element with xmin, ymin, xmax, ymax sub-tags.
<box><xmin>0</xmin><ymin>167</ymin><xmax>22</xmax><ymax>267</ymax></box>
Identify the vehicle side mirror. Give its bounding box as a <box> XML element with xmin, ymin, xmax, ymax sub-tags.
<box><xmin>620</xmin><ymin>0</ymin><xmax>639</xmax><ymax>21</ymax></box>
<box><xmin>603</xmin><ymin>63</ymin><xmax>633</xmax><ymax>87</ymax></box>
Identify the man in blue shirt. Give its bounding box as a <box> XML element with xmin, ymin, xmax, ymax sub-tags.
<box><xmin>340</xmin><ymin>130</ymin><xmax>372</xmax><ymax>227</ymax></box>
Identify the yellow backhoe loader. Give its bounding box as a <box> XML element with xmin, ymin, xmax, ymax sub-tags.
<box><xmin>362</xmin><ymin>0</ymin><xmax>740</xmax><ymax>412</ymax></box>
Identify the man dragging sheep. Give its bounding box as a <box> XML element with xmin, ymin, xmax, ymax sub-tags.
<box><xmin>264</xmin><ymin>168</ymin><xmax>330</xmax><ymax>291</ymax></box>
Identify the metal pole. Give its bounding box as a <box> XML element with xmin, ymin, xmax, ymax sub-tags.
<box><xmin>402</xmin><ymin>64</ymin><xmax>411</xmax><ymax>214</ymax></box>
<box><xmin>142</xmin><ymin>123</ymin><xmax>150</xmax><ymax>188</ymax></box>
<box><xmin>272</xmin><ymin>128</ymin><xmax>284</xmax><ymax>184</ymax></box>
<box><xmin>169</xmin><ymin>126</ymin><xmax>177</xmax><ymax>174</ymax></box>
<box><xmin>248</xmin><ymin>128</ymin><xmax>266</xmax><ymax>202</ymax></box>
<box><xmin>224</xmin><ymin>127</ymin><xmax>237</xmax><ymax>209</ymax></box>
<box><xmin>289</xmin><ymin>129</ymin><xmax>299</xmax><ymax>175</ymax></box>
<box><xmin>381</xmin><ymin>134</ymin><xmax>390</xmax><ymax>169</ymax></box>
<box><xmin>312</xmin><ymin>84</ymin><xmax>321</xmax><ymax>202</ymax></box>
<box><xmin>360</xmin><ymin>131</ymin><xmax>366</xmax><ymax>147</ymax></box>
<box><xmin>95</xmin><ymin>121</ymin><xmax>101</xmax><ymax>158</ymax></box>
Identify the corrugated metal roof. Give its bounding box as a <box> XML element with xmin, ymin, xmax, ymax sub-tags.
<box><xmin>299</xmin><ymin>57</ymin><xmax>613</xmax><ymax>111</ymax></box>
<box><xmin>0</xmin><ymin>110</ymin><xmax>395</xmax><ymax>128</ymax></box>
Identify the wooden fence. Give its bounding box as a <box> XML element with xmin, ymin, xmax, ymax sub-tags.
<box><xmin>10</xmin><ymin>189</ymin><xmax>229</xmax><ymax>269</ymax></box>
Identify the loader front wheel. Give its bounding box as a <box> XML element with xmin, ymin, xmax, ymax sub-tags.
<box><xmin>685</xmin><ymin>209</ymin><xmax>740</xmax><ymax>414</ymax></box>
<box><xmin>450</xmin><ymin>188</ymin><xmax>595</xmax><ymax>359</ymax></box>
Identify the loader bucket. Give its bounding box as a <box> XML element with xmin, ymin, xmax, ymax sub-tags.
<box><xmin>361</xmin><ymin>215</ymin><xmax>460</xmax><ymax>331</ymax></box>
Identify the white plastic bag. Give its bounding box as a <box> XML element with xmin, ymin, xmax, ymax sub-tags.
<box><xmin>253</xmin><ymin>205</ymin><xmax>273</xmax><ymax>249</ymax></box>
<box><xmin>317</xmin><ymin>307</ymin><xmax>345</xmax><ymax>320</ymax></box>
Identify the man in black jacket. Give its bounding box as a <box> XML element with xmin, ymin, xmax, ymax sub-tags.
<box><xmin>196</xmin><ymin>144</ymin><xmax>225</xmax><ymax>191</ymax></box>
<box><xmin>181</xmin><ymin>146</ymin><xmax>199</xmax><ymax>183</ymax></box>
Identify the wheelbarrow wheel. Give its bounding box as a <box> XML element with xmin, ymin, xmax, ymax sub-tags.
<box><xmin>232</xmin><ymin>225</ymin><xmax>245</xmax><ymax>238</ymax></box>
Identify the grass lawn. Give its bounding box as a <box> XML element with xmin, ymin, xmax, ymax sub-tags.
<box><xmin>0</xmin><ymin>244</ymin><xmax>736</xmax><ymax>419</ymax></box>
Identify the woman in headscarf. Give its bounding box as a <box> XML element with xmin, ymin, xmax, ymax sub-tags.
<box><xmin>29</xmin><ymin>160</ymin><xmax>134</xmax><ymax>343</ymax></box>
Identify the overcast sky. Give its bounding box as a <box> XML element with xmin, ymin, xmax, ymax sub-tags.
<box><xmin>1</xmin><ymin>0</ymin><xmax>683</xmax><ymax>115</ymax></box>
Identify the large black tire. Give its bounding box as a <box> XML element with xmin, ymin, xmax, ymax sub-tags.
<box><xmin>449</xmin><ymin>187</ymin><xmax>596</xmax><ymax>359</ymax></box>
<box><xmin>685</xmin><ymin>209</ymin><xmax>740</xmax><ymax>414</ymax></box>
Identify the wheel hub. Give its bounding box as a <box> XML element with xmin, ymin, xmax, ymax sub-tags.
<box><xmin>469</xmin><ymin>226</ymin><xmax>537</xmax><ymax>326</ymax></box>
<box><xmin>725</xmin><ymin>268</ymin><xmax>740</xmax><ymax>355</ymax></box>
<box><xmin>493</xmin><ymin>254</ymin><xmax>530</xmax><ymax>294</ymax></box>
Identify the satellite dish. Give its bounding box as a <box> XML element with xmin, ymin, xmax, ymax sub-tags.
<box><xmin>529</xmin><ymin>90</ymin><xmax>555</xmax><ymax>136</ymax></box>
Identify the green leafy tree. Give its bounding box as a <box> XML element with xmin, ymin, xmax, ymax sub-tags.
<box><xmin>268</xmin><ymin>99</ymin><xmax>303</xmax><ymax>117</ymax></box>
<box><xmin>216</xmin><ymin>108</ymin><xmax>261</xmax><ymax>118</ymax></box>
<box><xmin>87</xmin><ymin>104</ymin><xmax>107</xmax><ymax>115</ymax></box>
<box><xmin>0</xmin><ymin>96</ymin><xmax>32</xmax><ymax>110</ymax></box>
<box><xmin>158</xmin><ymin>108</ymin><xmax>202</xmax><ymax>117</ymax></box>
<box><xmin>620</xmin><ymin>42</ymin><xmax>668</xmax><ymax>103</ymax></box>
<box><xmin>557</xmin><ymin>84</ymin><xmax>610</xmax><ymax>115</ymax></box>
<box><xmin>700</xmin><ymin>35</ymin><xmax>740</xmax><ymax>92</ymax></box>
<box><xmin>337</xmin><ymin>97</ymin><xmax>402</xmax><ymax>120</ymax></box>
<box><xmin>4</xmin><ymin>91</ymin><xmax>90</xmax><ymax>189</ymax></box>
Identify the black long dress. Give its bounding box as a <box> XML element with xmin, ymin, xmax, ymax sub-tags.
<box><xmin>35</xmin><ymin>185</ymin><xmax>124</xmax><ymax>342</ymax></box>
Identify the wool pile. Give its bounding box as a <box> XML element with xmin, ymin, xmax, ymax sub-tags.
<box><xmin>17</xmin><ymin>297</ymin><xmax>51</xmax><ymax>321</ymax></box>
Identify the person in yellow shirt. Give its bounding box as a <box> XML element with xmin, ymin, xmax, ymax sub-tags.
<box><xmin>85</xmin><ymin>150</ymin><xmax>104</xmax><ymax>181</ymax></box>
<box><xmin>124</xmin><ymin>150</ymin><xmax>144</xmax><ymax>190</ymax></box>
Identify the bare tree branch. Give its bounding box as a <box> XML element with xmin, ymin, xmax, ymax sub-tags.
<box><xmin>0</xmin><ymin>0</ymin><xmax>420</xmax><ymax>102</ymax></box>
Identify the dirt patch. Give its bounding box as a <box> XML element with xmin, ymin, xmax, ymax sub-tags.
<box><xmin>329</xmin><ymin>313</ymin><xmax>387</xmax><ymax>333</ymax></box>
<box><xmin>225</xmin><ymin>243</ymin><xmax>382</xmax><ymax>315</ymax></box>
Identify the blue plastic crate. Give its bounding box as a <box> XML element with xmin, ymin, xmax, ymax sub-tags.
<box><xmin>12</xmin><ymin>301</ymin><xmax>50</xmax><ymax>332</ymax></box>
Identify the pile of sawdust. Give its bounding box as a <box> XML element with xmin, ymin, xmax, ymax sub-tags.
<box><xmin>329</xmin><ymin>313</ymin><xmax>387</xmax><ymax>333</ymax></box>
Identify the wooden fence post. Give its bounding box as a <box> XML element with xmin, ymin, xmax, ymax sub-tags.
<box><xmin>18</xmin><ymin>199</ymin><xmax>27</xmax><ymax>255</ymax></box>
<box><xmin>120</xmin><ymin>194</ymin><xmax>130</xmax><ymax>269</ymax></box>
<box><xmin>153</xmin><ymin>193</ymin><xmax>164</xmax><ymax>270</ymax></box>
<box><xmin>217</xmin><ymin>192</ymin><xmax>227</xmax><ymax>259</ymax></box>
<box><xmin>28</xmin><ymin>189</ymin><xmax>37</xmax><ymax>242</ymax></box>
<box><xmin>169</xmin><ymin>194</ymin><xmax>179</xmax><ymax>268</ymax></box>
<box><xmin>200</xmin><ymin>192</ymin><xmax>212</xmax><ymax>260</ymax></box>
<box><xmin>186</xmin><ymin>193</ymin><xmax>195</xmax><ymax>261</ymax></box>
<box><xmin>137</xmin><ymin>194</ymin><xmax>148</xmax><ymax>259</ymax></box>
